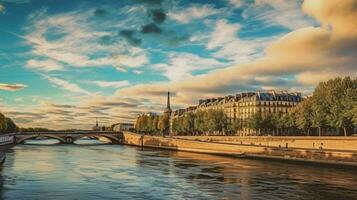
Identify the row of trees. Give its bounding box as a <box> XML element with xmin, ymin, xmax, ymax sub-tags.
<box><xmin>290</xmin><ymin>77</ymin><xmax>356</xmax><ymax>136</ymax></box>
<box><xmin>135</xmin><ymin>113</ymin><xmax>170</xmax><ymax>135</ymax></box>
<box><xmin>173</xmin><ymin>77</ymin><xmax>356</xmax><ymax>136</ymax></box>
<box><xmin>172</xmin><ymin>110</ymin><xmax>227</xmax><ymax>135</ymax></box>
<box><xmin>0</xmin><ymin>112</ymin><xmax>18</xmax><ymax>134</ymax></box>
<box><xmin>135</xmin><ymin>77</ymin><xmax>356</xmax><ymax>136</ymax></box>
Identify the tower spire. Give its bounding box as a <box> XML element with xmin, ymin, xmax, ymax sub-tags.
<box><xmin>164</xmin><ymin>91</ymin><xmax>172</xmax><ymax>114</ymax></box>
<box><xmin>167</xmin><ymin>91</ymin><xmax>171</xmax><ymax>109</ymax></box>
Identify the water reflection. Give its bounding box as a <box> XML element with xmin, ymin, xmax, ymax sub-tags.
<box><xmin>0</xmin><ymin>145</ymin><xmax>356</xmax><ymax>200</ymax></box>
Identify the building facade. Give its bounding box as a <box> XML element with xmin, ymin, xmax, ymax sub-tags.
<box><xmin>171</xmin><ymin>90</ymin><xmax>302</xmax><ymax>136</ymax></box>
<box><xmin>112</xmin><ymin>123</ymin><xmax>134</xmax><ymax>132</ymax></box>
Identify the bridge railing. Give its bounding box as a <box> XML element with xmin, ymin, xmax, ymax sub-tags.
<box><xmin>0</xmin><ymin>133</ymin><xmax>15</xmax><ymax>145</ymax></box>
<box><xmin>14</xmin><ymin>131</ymin><xmax>123</xmax><ymax>135</ymax></box>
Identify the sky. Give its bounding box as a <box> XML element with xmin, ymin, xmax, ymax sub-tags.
<box><xmin>0</xmin><ymin>0</ymin><xmax>356</xmax><ymax>129</ymax></box>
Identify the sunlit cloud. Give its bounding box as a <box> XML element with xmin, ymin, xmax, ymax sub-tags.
<box><xmin>0</xmin><ymin>4</ymin><xmax>5</xmax><ymax>13</ymax></box>
<box><xmin>42</xmin><ymin>75</ymin><xmax>89</xmax><ymax>95</ymax></box>
<box><xmin>26</xmin><ymin>59</ymin><xmax>64</xmax><ymax>72</ymax></box>
<box><xmin>91</xmin><ymin>80</ymin><xmax>131</xmax><ymax>88</ymax></box>
<box><xmin>168</xmin><ymin>4</ymin><xmax>222</xmax><ymax>24</ymax></box>
<box><xmin>0</xmin><ymin>83</ymin><xmax>28</xmax><ymax>91</ymax></box>
<box><xmin>1</xmin><ymin>0</ymin><xmax>355</xmax><ymax>130</ymax></box>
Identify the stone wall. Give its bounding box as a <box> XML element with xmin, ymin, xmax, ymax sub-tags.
<box><xmin>174</xmin><ymin>136</ymin><xmax>357</xmax><ymax>151</ymax></box>
<box><xmin>122</xmin><ymin>132</ymin><xmax>357</xmax><ymax>166</ymax></box>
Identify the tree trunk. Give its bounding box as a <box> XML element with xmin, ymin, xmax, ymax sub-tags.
<box><xmin>343</xmin><ymin>127</ymin><xmax>347</xmax><ymax>136</ymax></box>
<box><xmin>318</xmin><ymin>127</ymin><xmax>321</xmax><ymax>137</ymax></box>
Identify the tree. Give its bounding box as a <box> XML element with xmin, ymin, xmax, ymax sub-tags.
<box><xmin>353</xmin><ymin>105</ymin><xmax>357</xmax><ymax>127</ymax></box>
<box><xmin>227</xmin><ymin>119</ymin><xmax>241</xmax><ymax>135</ymax></box>
<box><xmin>0</xmin><ymin>113</ymin><xmax>7</xmax><ymax>134</ymax></box>
<box><xmin>5</xmin><ymin>118</ymin><xmax>18</xmax><ymax>133</ymax></box>
<box><xmin>194</xmin><ymin>111</ymin><xmax>206</xmax><ymax>134</ymax></box>
<box><xmin>272</xmin><ymin>112</ymin><xmax>284</xmax><ymax>136</ymax></box>
<box><xmin>311</xmin><ymin>81</ymin><xmax>328</xmax><ymax>136</ymax></box>
<box><xmin>158</xmin><ymin>113</ymin><xmax>170</xmax><ymax>135</ymax></box>
<box><xmin>281</xmin><ymin>113</ymin><xmax>296</xmax><ymax>135</ymax></box>
<box><xmin>182</xmin><ymin>112</ymin><xmax>195</xmax><ymax>135</ymax></box>
<box><xmin>246</xmin><ymin>112</ymin><xmax>263</xmax><ymax>135</ymax></box>
<box><xmin>322</xmin><ymin>77</ymin><xmax>356</xmax><ymax>136</ymax></box>
<box><xmin>152</xmin><ymin>116</ymin><xmax>160</xmax><ymax>134</ymax></box>
<box><xmin>295</xmin><ymin>98</ymin><xmax>313</xmax><ymax>136</ymax></box>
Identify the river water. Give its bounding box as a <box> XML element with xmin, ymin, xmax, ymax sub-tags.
<box><xmin>0</xmin><ymin>139</ymin><xmax>356</xmax><ymax>200</ymax></box>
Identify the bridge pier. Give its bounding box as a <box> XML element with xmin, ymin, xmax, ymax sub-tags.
<box><xmin>64</xmin><ymin>137</ymin><xmax>74</xmax><ymax>144</ymax></box>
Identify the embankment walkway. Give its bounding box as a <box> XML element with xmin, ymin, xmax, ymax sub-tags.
<box><xmin>122</xmin><ymin>132</ymin><xmax>357</xmax><ymax>167</ymax></box>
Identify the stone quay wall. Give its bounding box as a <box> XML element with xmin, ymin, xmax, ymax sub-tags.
<box><xmin>122</xmin><ymin>132</ymin><xmax>357</xmax><ymax>166</ymax></box>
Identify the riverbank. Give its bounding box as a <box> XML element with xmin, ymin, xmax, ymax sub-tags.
<box><xmin>122</xmin><ymin>132</ymin><xmax>357</xmax><ymax>167</ymax></box>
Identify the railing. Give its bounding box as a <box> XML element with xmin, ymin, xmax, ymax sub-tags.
<box><xmin>15</xmin><ymin>131</ymin><xmax>122</xmax><ymax>135</ymax></box>
<box><xmin>0</xmin><ymin>133</ymin><xmax>15</xmax><ymax>145</ymax></box>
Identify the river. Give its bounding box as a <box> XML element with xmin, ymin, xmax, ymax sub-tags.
<box><xmin>0</xmin><ymin>139</ymin><xmax>356</xmax><ymax>200</ymax></box>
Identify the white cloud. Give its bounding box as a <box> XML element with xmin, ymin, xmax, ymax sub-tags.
<box><xmin>207</xmin><ymin>19</ymin><xmax>274</xmax><ymax>64</ymax></box>
<box><xmin>0</xmin><ymin>4</ymin><xmax>5</xmax><ymax>13</ymax></box>
<box><xmin>169</xmin><ymin>4</ymin><xmax>221</xmax><ymax>24</ymax></box>
<box><xmin>154</xmin><ymin>53</ymin><xmax>227</xmax><ymax>81</ymax></box>
<box><xmin>0</xmin><ymin>83</ymin><xmax>27</xmax><ymax>91</ymax></box>
<box><xmin>15</xmin><ymin>98</ymin><xmax>24</xmax><ymax>102</ymax></box>
<box><xmin>206</xmin><ymin>19</ymin><xmax>241</xmax><ymax>50</ymax></box>
<box><xmin>244</xmin><ymin>0</ymin><xmax>314</xmax><ymax>30</ymax></box>
<box><xmin>25</xmin><ymin>8</ymin><xmax>149</xmax><ymax>72</ymax></box>
<box><xmin>92</xmin><ymin>80</ymin><xmax>130</xmax><ymax>88</ymax></box>
<box><xmin>26</xmin><ymin>59</ymin><xmax>64</xmax><ymax>72</ymax></box>
<box><xmin>229</xmin><ymin>0</ymin><xmax>244</xmax><ymax>8</ymax></box>
<box><xmin>42</xmin><ymin>75</ymin><xmax>89</xmax><ymax>94</ymax></box>
<box><xmin>133</xmin><ymin>70</ymin><xmax>143</xmax><ymax>75</ymax></box>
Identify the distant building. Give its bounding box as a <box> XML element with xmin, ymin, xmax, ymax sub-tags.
<box><xmin>172</xmin><ymin>90</ymin><xmax>302</xmax><ymax>136</ymax></box>
<box><xmin>92</xmin><ymin>119</ymin><xmax>101</xmax><ymax>131</ymax></box>
<box><xmin>112</xmin><ymin>123</ymin><xmax>134</xmax><ymax>132</ymax></box>
<box><xmin>140</xmin><ymin>112</ymin><xmax>158</xmax><ymax>117</ymax></box>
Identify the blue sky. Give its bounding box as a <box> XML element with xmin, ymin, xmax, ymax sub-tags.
<box><xmin>0</xmin><ymin>0</ymin><xmax>356</xmax><ymax>129</ymax></box>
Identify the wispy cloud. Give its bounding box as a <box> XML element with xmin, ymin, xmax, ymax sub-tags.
<box><xmin>0</xmin><ymin>83</ymin><xmax>27</xmax><ymax>91</ymax></box>
<box><xmin>0</xmin><ymin>4</ymin><xmax>5</xmax><ymax>13</ymax></box>
<box><xmin>153</xmin><ymin>52</ymin><xmax>227</xmax><ymax>81</ymax></box>
<box><xmin>26</xmin><ymin>59</ymin><xmax>64</xmax><ymax>72</ymax></box>
<box><xmin>243</xmin><ymin>0</ymin><xmax>315</xmax><ymax>30</ymax></box>
<box><xmin>91</xmin><ymin>80</ymin><xmax>130</xmax><ymax>88</ymax></box>
<box><xmin>169</xmin><ymin>4</ymin><xmax>221</xmax><ymax>24</ymax></box>
<box><xmin>2</xmin><ymin>0</ymin><xmax>31</xmax><ymax>4</ymax></box>
<box><xmin>24</xmin><ymin>8</ymin><xmax>149</xmax><ymax>72</ymax></box>
<box><xmin>206</xmin><ymin>19</ymin><xmax>274</xmax><ymax>64</ymax></box>
<box><xmin>42</xmin><ymin>75</ymin><xmax>89</xmax><ymax>94</ymax></box>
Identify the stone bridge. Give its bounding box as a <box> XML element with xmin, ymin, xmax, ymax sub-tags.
<box><xmin>14</xmin><ymin>131</ymin><xmax>124</xmax><ymax>144</ymax></box>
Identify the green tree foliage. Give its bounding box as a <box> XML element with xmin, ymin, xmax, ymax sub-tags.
<box><xmin>135</xmin><ymin>115</ymin><xmax>161</xmax><ymax>135</ymax></box>
<box><xmin>158</xmin><ymin>114</ymin><xmax>170</xmax><ymax>135</ymax></box>
<box><xmin>295</xmin><ymin>98</ymin><xmax>313</xmax><ymax>135</ymax></box>
<box><xmin>246</xmin><ymin>112</ymin><xmax>263</xmax><ymax>135</ymax></box>
<box><xmin>172</xmin><ymin>109</ymin><xmax>228</xmax><ymax>135</ymax></box>
<box><xmin>136</xmin><ymin>76</ymin><xmax>356</xmax><ymax>136</ymax></box>
<box><xmin>0</xmin><ymin>112</ymin><xmax>18</xmax><ymax>134</ymax></box>
<box><xmin>291</xmin><ymin>76</ymin><xmax>356</xmax><ymax>136</ymax></box>
<box><xmin>227</xmin><ymin>119</ymin><xmax>242</xmax><ymax>135</ymax></box>
<box><xmin>5</xmin><ymin>118</ymin><xmax>18</xmax><ymax>133</ymax></box>
<box><xmin>0</xmin><ymin>113</ymin><xmax>6</xmax><ymax>133</ymax></box>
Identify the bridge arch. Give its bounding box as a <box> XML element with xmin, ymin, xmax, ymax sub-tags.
<box><xmin>16</xmin><ymin>134</ymin><xmax>67</xmax><ymax>144</ymax></box>
<box><xmin>72</xmin><ymin>134</ymin><xmax>121</xmax><ymax>144</ymax></box>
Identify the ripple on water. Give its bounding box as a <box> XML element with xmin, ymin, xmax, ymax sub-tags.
<box><xmin>1</xmin><ymin>144</ymin><xmax>357</xmax><ymax>200</ymax></box>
